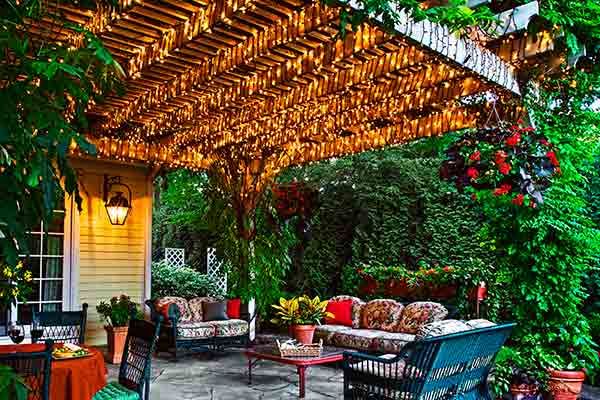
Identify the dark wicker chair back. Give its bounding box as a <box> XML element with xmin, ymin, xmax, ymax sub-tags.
<box><xmin>33</xmin><ymin>303</ymin><xmax>88</xmax><ymax>344</ymax></box>
<box><xmin>343</xmin><ymin>323</ymin><xmax>516</xmax><ymax>400</ymax></box>
<box><xmin>118</xmin><ymin>317</ymin><xmax>162</xmax><ymax>400</ymax></box>
<box><xmin>0</xmin><ymin>340</ymin><xmax>53</xmax><ymax>400</ymax></box>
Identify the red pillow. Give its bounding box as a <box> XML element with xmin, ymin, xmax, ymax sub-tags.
<box><xmin>325</xmin><ymin>299</ymin><xmax>353</xmax><ymax>326</ymax></box>
<box><xmin>227</xmin><ymin>298</ymin><xmax>241</xmax><ymax>319</ymax></box>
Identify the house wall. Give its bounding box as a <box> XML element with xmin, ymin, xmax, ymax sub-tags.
<box><xmin>68</xmin><ymin>158</ymin><xmax>153</xmax><ymax>345</ymax></box>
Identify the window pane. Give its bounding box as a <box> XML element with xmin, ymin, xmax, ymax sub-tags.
<box><xmin>0</xmin><ymin>308</ymin><xmax>7</xmax><ymax>336</ymax></box>
<box><xmin>24</xmin><ymin>280</ymin><xmax>41</xmax><ymax>302</ymax></box>
<box><xmin>42</xmin><ymin>303</ymin><xmax>62</xmax><ymax>312</ymax></box>
<box><xmin>25</xmin><ymin>233</ymin><xmax>41</xmax><ymax>255</ymax></box>
<box><xmin>42</xmin><ymin>281</ymin><xmax>62</xmax><ymax>301</ymax></box>
<box><xmin>20</xmin><ymin>257</ymin><xmax>41</xmax><ymax>279</ymax></box>
<box><xmin>42</xmin><ymin>258</ymin><xmax>63</xmax><ymax>278</ymax></box>
<box><xmin>17</xmin><ymin>303</ymin><xmax>37</xmax><ymax>324</ymax></box>
<box><xmin>44</xmin><ymin>235</ymin><xmax>63</xmax><ymax>256</ymax></box>
<box><xmin>48</xmin><ymin>212</ymin><xmax>65</xmax><ymax>233</ymax></box>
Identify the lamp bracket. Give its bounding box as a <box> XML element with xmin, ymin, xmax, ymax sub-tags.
<box><xmin>103</xmin><ymin>175</ymin><xmax>132</xmax><ymax>203</ymax></box>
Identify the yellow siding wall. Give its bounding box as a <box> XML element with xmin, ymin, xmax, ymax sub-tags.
<box><xmin>70</xmin><ymin>159</ymin><xmax>151</xmax><ymax>345</ymax></box>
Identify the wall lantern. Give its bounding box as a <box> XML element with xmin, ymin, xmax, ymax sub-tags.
<box><xmin>103</xmin><ymin>175</ymin><xmax>132</xmax><ymax>225</ymax></box>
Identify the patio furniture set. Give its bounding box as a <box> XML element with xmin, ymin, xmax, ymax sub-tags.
<box><xmin>149</xmin><ymin>294</ymin><xmax>515</xmax><ymax>399</ymax></box>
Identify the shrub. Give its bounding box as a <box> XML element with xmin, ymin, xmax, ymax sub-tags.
<box><xmin>151</xmin><ymin>261</ymin><xmax>219</xmax><ymax>299</ymax></box>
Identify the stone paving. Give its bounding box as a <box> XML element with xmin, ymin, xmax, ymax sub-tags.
<box><xmin>107</xmin><ymin>349</ymin><xmax>345</xmax><ymax>400</ymax></box>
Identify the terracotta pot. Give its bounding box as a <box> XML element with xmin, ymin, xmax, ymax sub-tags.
<box><xmin>292</xmin><ymin>324</ymin><xmax>316</xmax><ymax>344</ymax></box>
<box><xmin>510</xmin><ymin>383</ymin><xmax>540</xmax><ymax>400</ymax></box>
<box><xmin>547</xmin><ymin>370</ymin><xmax>585</xmax><ymax>400</ymax></box>
<box><xmin>105</xmin><ymin>325</ymin><xmax>128</xmax><ymax>364</ymax></box>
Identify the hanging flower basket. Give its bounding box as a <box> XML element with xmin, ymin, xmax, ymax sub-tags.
<box><xmin>440</xmin><ymin>122</ymin><xmax>561</xmax><ymax>207</ymax></box>
<box><xmin>272</xmin><ymin>183</ymin><xmax>318</xmax><ymax>219</ymax></box>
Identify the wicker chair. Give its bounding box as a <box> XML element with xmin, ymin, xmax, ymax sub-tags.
<box><xmin>343</xmin><ymin>323</ymin><xmax>516</xmax><ymax>400</ymax></box>
<box><xmin>32</xmin><ymin>303</ymin><xmax>88</xmax><ymax>344</ymax></box>
<box><xmin>0</xmin><ymin>340</ymin><xmax>53</xmax><ymax>400</ymax></box>
<box><xmin>93</xmin><ymin>317</ymin><xmax>162</xmax><ymax>400</ymax></box>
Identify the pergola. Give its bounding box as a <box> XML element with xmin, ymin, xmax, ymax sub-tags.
<box><xmin>44</xmin><ymin>0</ymin><xmax>552</xmax><ymax>230</ymax></box>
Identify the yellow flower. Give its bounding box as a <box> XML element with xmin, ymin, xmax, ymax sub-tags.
<box><xmin>16</xmin><ymin>261</ymin><xmax>23</xmax><ymax>269</ymax></box>
<box><xmin>12</xmin><ymin>287</ymin><xmax>19</xmax><ymax>297</ymax></box>
<box><xmin>24</xmin><ymin>271</ymin><xmax>32</xmax><ymax>282</ymax></box>
<box><xmin>3</xmin><ymin>267</ymin><xmax>12</xmax><ymax>278</ymax></box>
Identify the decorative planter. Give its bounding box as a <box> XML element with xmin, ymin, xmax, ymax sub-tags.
<box><xmin>429</xmin><ymin>284</ymin><xmax>458</xmax><ymax>300</ymax></box>
<box><xmin>105</xmin><ymin>325</ymin><xmax>128</xmax><ymax>364</ymax></box>
<box><xmin>547</xmin><ymin>370</ymin><xmax>585</xmax><ymax>400</ymax></box>
<box><xmin>510</xmin><ymin>383</ymin><xmax>540</xmax><ymax>400</ymax></box>
<box><xmin>292</xmin><ymin>325</ymin><xmax>316</xmax><ymax>344</ymax></box>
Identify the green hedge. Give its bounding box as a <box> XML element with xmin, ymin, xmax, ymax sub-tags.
<box><xmin>151</xmin><ymin>261</ymin><xmax>219</xmax><ymax>299</ymax></box>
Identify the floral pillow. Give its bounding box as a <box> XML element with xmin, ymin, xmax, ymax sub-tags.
<box><xmin>155</xmin><ymin>297</ymin><xmax>193</xmax><ymax>322</ymax></box>
<box><xmin>330</xmin><ymin>295</ymin><xmax>365</xmax><ymax>328</ymax></box>
<box><xmin>395</xmin><ymin>302</ymin><xmax>448</xmax><ymax>334</ymax></box>
<box><xmin>360</xmin><ymin>299</ymin><xmax>404</xmax><ymax>332</ymax></box>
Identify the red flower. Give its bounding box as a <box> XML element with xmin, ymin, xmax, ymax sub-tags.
<box><xmin>512</xmin><ymin>194</ymin><xmax>525</xmax><ymax>206</ymax></box>
<box><xmin>539</xmin><ymin>138</ymin><xmax>549</xmax><ymax>146</ymax></box>
<box><xmin>495</xmin><ymin>151</ymin><xmax>507</xmax><ymax>165</ymax></box>
<box><xmin>471</xmin><ymin>193</ymin><xmax>478</xmax><ymax>201</ymax></box>
<box><xmin>506</xmin><ymin>133</ymin><xmax>521</xmax><ymax>146</ymax></box>
<box><xmin>469</xmin><ymin>151</ymin><xmax>481</xmax><ymax>161</ymax></box>
<box><xmin>443</xmin><ymin>266</ymin><xmax>453</xmax><ymax>272</ymax></box>
<box><xmin>555</xmin><ymin>167</ymin><xmax>562</xmax><ymax>175</ymax></box>
<box><xmin>546</xmin><ymin>151</ymin><xmax>560</xmax><ymax>167</ymax></box>
<box><xmin>467</xmin><ymin>167</ymin><xmax>479</xmax><ymax>179</ymax></box>
<box><xmin>498</xmin><ymin>162</ymin><xmax>511</xmax><ymax>175</ymax></box>
<box><xmin>493</xmin><ymin>183</ymin><xmax>512</xmax><ymax>196</ymax></box>
<box><xmin>529</xmin><ymin>200</ymin><xmax>537</xmax><ymax>209</ymax></box>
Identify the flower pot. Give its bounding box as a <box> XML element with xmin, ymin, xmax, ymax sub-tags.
<box><xmin>292</xmin><ymin>324</ymin><xmax>316</xmax><ymax>344</ymax></box>
<box><xmin>105</xmin><ymin>325</ymin><xmax>128</xmax><ymax>364</ymax></box>
<box><xmin>510</xmin><ymin>383</ymin><xmax>540</xmax><ymax>400</ymax></box>
<box><xmin>547</xmin><ymin>370</ymin><xmax>585</xmax><ymax>400</ymax></box>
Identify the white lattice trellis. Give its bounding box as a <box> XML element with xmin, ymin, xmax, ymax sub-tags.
<box><xmin>165</xmin><ymin>247</ymin><xmax>185</xmax><ymax>268</ymax></box>
<box><xmin>207</xmin><ymin>247</ymin><xmax>227</xmax><ymax>296</ymax></box>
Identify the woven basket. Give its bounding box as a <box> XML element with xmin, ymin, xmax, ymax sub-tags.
<box><xmin>277</xmin><ymin>339</ymin><xmax>323</xmax><ymax>357</ymax></box>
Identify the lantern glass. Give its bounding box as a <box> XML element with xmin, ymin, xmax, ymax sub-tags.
<box><xmin>105</xmin><ymin>191</ymin><xmax>131</xmax><ymax>225</ymax></box>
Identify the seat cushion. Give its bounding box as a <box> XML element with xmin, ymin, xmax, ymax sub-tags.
<box><xmin>155</xmin><ymin>297</ymin><xmax>194</xmax><ymax>322</ymax></box>
<box><xmin>188</xmin><ymin>297</ymin><xmax>215</xmax><ymax>321</ymax></box>
<box><xmin>330</xmin><ymin>295</ymin><xmax>365</xmax><ymax>328</ymax></box>
<box><xmin>415</xmin><ymin>319</ymin><xmax>471</xmax><ymax>340</ymax></box>
<box><xmin>315</xmin><ymin>324</ymin><xmax>353</xmax><ymax>343</ymax></box>
<box><xmin>209</xmin><ymin>319</ymin><xmax>249</xmax><ymax>337</ymax></box>
<box><xmin>396</xmin><ymin>302</ymin><xmax>448</xmax><ymax>334</ymax></box>
<box><xmin>360</xmin><ymin>299</ymin><xmax>404</xmax><ymax>332</ymax></box>
<box><xmin>331</xmin><ymin>329</ymin><xmax>383</xmax><ymax>351</ymax></box>
<box><xmin>349</xmin><ymin>353</ymin><xmax>422</xmax><ymax>379</ymax></box>
<box><xmin>93</xmin><ymin>382</ymin><xmax>139</xmax><ymax>400</ymax></box>
<box><xmin>371</xmin><ymin>331</ymin><xmax>415</xmax><ymax>353</ymax></box>
<box><xmin>465</xmin><ymin>319</ymin><xmax>496</xmax><ymax>329</ymax></box>
<box><xmin>176</xmin><ymin>322</ymin><xmax>216</xmax><ymax>338</ymax></box>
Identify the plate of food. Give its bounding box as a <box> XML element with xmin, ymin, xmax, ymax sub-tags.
<box><xmin>52</xmin><ymin>343</ymin><xmax>91</xmax><ymax>360</ymax></box>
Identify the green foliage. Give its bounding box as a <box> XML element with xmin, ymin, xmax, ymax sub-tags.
<box><xmin>279</xmin><ymin>147</ymin><xmax>495</xmax><ymax>299</ymax></box>
<box><xmin>96</xmin><ymin>294</ymin><xmax>141</xmax><ymax>327</ymax></box>
<box><xmin>0</xmin><ymin>365</ymin><xmax>27</xmax><ymax>400</ymax></box>
<box><xmin>270</xmin><ymin>295</ymin><xmax>331</xmax><ymax>326</ymax></box>
<box><xmin>151</xmin><ymin>261</ymin><xmax>219</xmax><ymax>299</ymax></box>
<box><xmin>0</xmin><ymin>0</ymin><xmax>122</xmax><ymax>264</ymax></box>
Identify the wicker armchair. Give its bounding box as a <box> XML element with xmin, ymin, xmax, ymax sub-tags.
<box><xmin>93</xmin><ymin>317</ymin><xmax>162</xmax><ymax>400</ymax></box>
<box><xmin>342</xmin><ymin>323</ymin><xmax>515</xmax><ymax>400</ymax></box>
<box><xmin>33</xmin><ymin>303</ymin><xmax>88</xmax><ymax>344</ymax></box>
<box><xmin>0</xmin><ymin>340</ymin><xmax>53</xmax><ymax>400</ymax></box>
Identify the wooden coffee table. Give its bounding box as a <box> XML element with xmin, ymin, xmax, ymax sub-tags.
<box><xmin>244</xmin><ymin>344</ymin><xmax>347</xmax><ymax>398</ymax></box>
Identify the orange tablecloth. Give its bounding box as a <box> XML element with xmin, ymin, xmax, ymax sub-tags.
<box><xmin>0</xmin><ymin>343</ymin><xmax>108</xmax><ymax>400</ymax></box>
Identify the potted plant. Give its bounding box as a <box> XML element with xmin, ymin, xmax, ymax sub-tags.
<box><xmin>271</xmin><ymin>295</ymin><xmax>332</xmax><ymax>344</ymax></box>
<box><xmin>96</xmin><ymin>294</ymin><xmax>141</xmax><ymax>364</ymax></box>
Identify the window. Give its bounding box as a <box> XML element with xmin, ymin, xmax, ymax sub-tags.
<box><xmin>11</xmin><ymin>209</ymin><xmax>67</xmax><ymax>325</ymax></box>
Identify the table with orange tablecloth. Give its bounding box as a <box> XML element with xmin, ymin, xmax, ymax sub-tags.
<box><xmin>0</xmin><ymin>343</ymin><xmax>108</xmax><ymax>400</ymax></box>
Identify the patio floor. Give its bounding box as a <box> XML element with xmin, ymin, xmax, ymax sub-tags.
<box><xmin>106</xmin><ymin>349</ymin><xmax>344</xmax><ymax>400</ymax></box>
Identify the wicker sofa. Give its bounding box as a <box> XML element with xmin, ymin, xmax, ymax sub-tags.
<box><xmin>316</xmin><ymin>296</ymin><xmax>482</xmax><ymax>354</ymax></box>
<box><xmin>146</xmin><ymin>296</ymin><xmax>255</xmax><ymax>359</ymax></box>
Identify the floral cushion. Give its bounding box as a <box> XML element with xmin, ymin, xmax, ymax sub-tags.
<box><xmin>331</xmin><ymin>329</ymin><xmax>383</xmax><ymax>351</ymax></box>
<box><xmin>415</xmin><ymin>319</ymin><xmax>471</xmax><ymax>340</ymax></box>
<box><xmin>155</xmin><ymin>297</ymin><xmax>194</xmax><ymax>323</ymax></box>
<box><xmin>188</xmin><ymin>297</ymin><xmax>215</xmax><ymax>322</ymax></box>
<box><xmin>176</xmin><ymin>321</ymin><xmax>216</xmax><ymax>338</ymax></box>
<box><xmin>315</xmin><ymin>324</ymin><xmax>353</xmax><ymax>343</ymax></box>
<box><xmin>371</xmin><ymin>331</ymin><xmax>415</xmax><ymax>353</ymax></box>
<box><xmin>465</xmin><ymin>319</ymin><xmax>496</xmax><ymax>329</ymax></box>
<box><xmin>330</xmin><ymin>295</ymin><xmax>365</xmax><ymax>329</ymax></box>
<box><xmin>209</xmin><ymin>319</ymin><xmax>249</xmax><ymax>337</ymax></box>
<box><xmin>360</xmin><ymin>299</ymin><xmax>404</xmax><ymax>332</ymax></box>
<box><xmin>349</xmin><ymin>353</ymin><xmax>422</xmax><ymax>379</ymax></box>
<box><xmin>395</xmin><ymin>302</ymin><xmax>448</xmax><ymax>334</ymax></box>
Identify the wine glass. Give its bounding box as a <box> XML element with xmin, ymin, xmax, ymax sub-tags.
<box><xmin>8</xmin><ymin>323</ymin><xmax>25</xmax><ymax>344</ymax></box>
<box><xmin>30</xmin><ymin>320</ymin><xmax>44</xmax><ymax>343</ymax></box>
